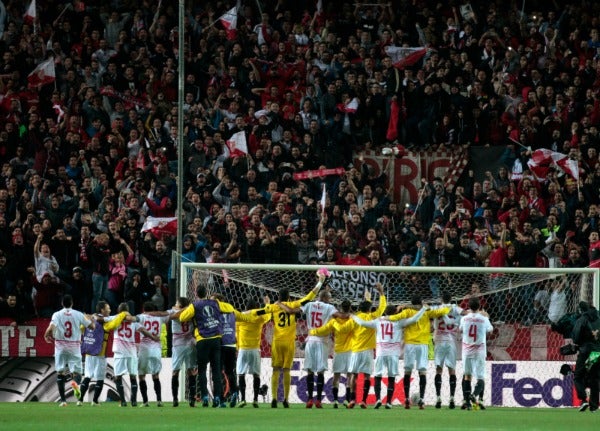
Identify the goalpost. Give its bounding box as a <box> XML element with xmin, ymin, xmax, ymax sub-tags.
<box><xmin>180</xmin><ymin>263</ymin><xmax>599</xmax><ymax>407</ymax></box>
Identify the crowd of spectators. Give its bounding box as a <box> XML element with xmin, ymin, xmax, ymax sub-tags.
<box><xmin>0</xmin><ymin>0</ymin><xmax>600</xmax><ymax>321</ymax></box>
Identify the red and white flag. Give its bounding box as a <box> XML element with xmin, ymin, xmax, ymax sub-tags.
<box><xmin>385</xmin><ymin>46</ymin><xmax>428</xmax><ymax>69</ymax></box>
<box><xmin>141</xmin><ymin>216</ymin><xmax>178</xmax><ymax>239</ymax></box>
<box><xmin>219</xmin><ymin>7</ymin><xmax>238</xmax><ymax>40</ymax></box>
<box><xmin>527</xmin><ymin>149</ymin><xmax>579</xmax><ymax>181</ymax></box>
<box><xmin>336</xmin><ymin>97</ymin><xmax>359</xmax><ymax>113</ymax></box>
<box><xmin>559</xmin><ymin>158</ymin><xmax>579</xmax><ymax>181</ymax></box>
<box><xmin>226</xmin><ymin>131</ymin><xmax>248</xmax><ymax>158</ymax></box>
<box><xmin>24</xmin><ymin>0</ymin><xmax>36</xmax><ymax>25</ymax></box>
<box><xmin>27</xmin><ymin>57</ymin><xmax>55</xmax><ymax>88</ymax></box>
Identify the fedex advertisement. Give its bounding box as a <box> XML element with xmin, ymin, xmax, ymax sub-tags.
<box><xmin>263</xmin><ymin>360</ymin><xmax>575</xmax><ymax>408</ymax></box>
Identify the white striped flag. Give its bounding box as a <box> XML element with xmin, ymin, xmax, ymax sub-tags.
<box><xmin>141</xmin><ymin>216</ymin><xmax>178</xmax><ymax>239</ymax></box>
<box><xmin>219</xmin><ymin>7</ymin><xmax>237</xmax><ymax>41</ymax></box>
<box><xmin>24</xmin><ymin>0</ymin><xmax>36</xmax><ymax>25</ymax></box>
<box><xmin>27</xmin><ymin>57</ymin><xmax>55</xmax><ymax>88</ymax></box>
<box><xmin>225</xmin><ymin>131</ymin><xmax>248</xmax><ymax>158</ymax></box>
<box><xmin>384</xmin><ymin>46</ymin><xmax>428</xmax><ymax>69</ymax></box>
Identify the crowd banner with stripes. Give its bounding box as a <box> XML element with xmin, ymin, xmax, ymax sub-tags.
<box><xmin>358</xmin><ymin>148</ymin><xmax>469</xmax><ymax>204</ymax></box>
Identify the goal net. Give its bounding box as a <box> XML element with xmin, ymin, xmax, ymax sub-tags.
<box><xmin>179</xmin><ymin>263</ymin><xmax>599</xmax><ymax>406</ymax></box>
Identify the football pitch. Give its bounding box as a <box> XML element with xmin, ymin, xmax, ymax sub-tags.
<box><xmin>0</xmin><ymin>403</ymin><xmax>595</xmax><ymax>431</ymax></box>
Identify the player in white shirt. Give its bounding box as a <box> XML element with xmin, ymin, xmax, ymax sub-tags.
<box><xmin>137</xmin><ymin>301</ymin><xmax>171</xmax><ymax>407</ymax></box>
<box><xmin>301</xmin><ymin>287</ymin><xmax>338</xmax><ymax>408</ymax></box>
<box><xmin>432</xmin><ymin>292</ymin><xmax>464</xmax><ymax>409</ymax></box>
<box><xmin>43</xmin><ymin>295</ymin><xmax>94</xmax><ymax>407</ymax></box>
<box><xmin>112</xmin><ymin>302</ymin><xmax>157</xmax><ymax>407</ymax></box>
<box><xmin>459</xmin><ymin>298</ymin><xmax>493</xmax><ymax>410</ymax></box>
<box><xmin>353</xmin><ymin>303</ymin><xmax>427</xmax><ymax>409</ymax></box>
<box><xmin>170</xmin><ymin>297</ymin><xmax>197</xmax><ymax>407</ymax></box>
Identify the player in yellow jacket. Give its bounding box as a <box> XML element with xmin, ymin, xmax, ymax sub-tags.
<box><xmin>323</xmin><ymin>283</ymin><xmax>386</xmax><ymax>408</ymax></box>
<box><xmin>389</xmin><ymin>294</ymin><xmax>450</xmax><ymax>409</ymax></box>
<box><xmin>236</xmin><ymin>297</ymin><xmax>271</xmax><ymax>408</ymax></box>
<box><xmin>253</xmin><ymin>273</ymin><xmax>326</xmax><ymax>408</ymax></box>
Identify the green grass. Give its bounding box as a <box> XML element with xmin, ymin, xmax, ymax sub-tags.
<box><xmin>0</xmin><ymin>402</ymin><xmax>595</xmax><ymax>431</ymax></box>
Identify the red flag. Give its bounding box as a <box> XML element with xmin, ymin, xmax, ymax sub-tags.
<box><xmin>24</xmin><ymin>0</ymin><xmax>36</xmax><ymax>25</ymax></box>
<box><xmin>27</xmin><ymin>57</ymin><xmax>55</xmax><ymax>88</ymax></box>
<box><xmin>219</xmin><ymin>7</ymin><xmax>238</xmax><ymax>40</ymax></box>
<box><xmin>385</xmin><ymin>46</ymin><xmax>428</xmax><ymax>69</ymax></box>
<box><xmin>386</xmin><ymin>98</ymin><xmax>400</xmax><ymax>141</ymax></box>
<box><xmin>141</xmin><ymin>216</ymin><xmax>178</xmax><ymax>239</ymax></box>
<box><xmin>226</xmin><ymin>131</ymin><xmax>248</xmax><ymax>158</ymax></box>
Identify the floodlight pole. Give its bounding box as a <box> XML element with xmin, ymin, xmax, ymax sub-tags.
<box><xmin>175</xmin><ymin>0</ymin><xmax>185</xmax><ymax>292</ymax></box>
<box><xmin>176</xmin><ymin>0</ymin><xmax>186</xmax><ymax>403</ymax></box>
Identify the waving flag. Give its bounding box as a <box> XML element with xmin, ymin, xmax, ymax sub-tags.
<box><xmin>24</xmin><ymin>0</ymin><xmax>36</xmax><ymax>25</ymax></box>
<box><xmin>219</xmin><ymin>7</ymin><xmax>238</xmax><ymax>40</ymax></box>
<box><xmin>385</xmin><ymin>46</ymin><xmax>428</xmax><ymax>69</ymax></box>
<box><xmin>141</xmin><ymin>216</ymin><xmax>178</xmax><ymax>239</ymax></box>
<box><xmin>320</xmin><ymin>183</ymin><xmax>327</xmax><ymax>215</ymax></box>
<box><xmin>226</xmin><ymin>131</ymin><xmax>248</xmax><ymax>158</ymax></box>
<box><xmin>316</xmin><ymin>0</ymin><xmax>323</xmax><ymax>14</ymax></box>
<box><xmin>336</xmin><ymin>97</ymin><xmax>359</xmax><ymax>113</ymax></box>
<box><xmin>27</xmin><ymin>57</ymin><xmax>55</xmax><ymax>88</ymax></box>
<box><xmin>527</xmin><ymin>149</ymin><xmax>579</xmax><ymax>181</ymax></box>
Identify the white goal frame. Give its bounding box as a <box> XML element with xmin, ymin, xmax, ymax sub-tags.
<box><xmin>180</xmin><ymin>264</ymin><xmax>599</xmax><ymax>307</ymax></box>
<box><xmin>178</xmin><ymin>263</ymin><xmax>599</xmax><ymax>407</ymax></box>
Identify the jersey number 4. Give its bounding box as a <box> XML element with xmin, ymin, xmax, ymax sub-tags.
<box><xmin>468</xmin><ymin>324</ymin><xmax>478</xmax><ymax>342</ymax></box>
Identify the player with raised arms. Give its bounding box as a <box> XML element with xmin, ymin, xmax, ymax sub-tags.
<box><xmin>253</xmin><ymin>271</ymin><xmax>326</xmax><ymax>408</ymax></box>
<box><xmin>345</xmin><ymin>283</ymin><xmax>387</xmax><ymax>408</ymax></box>
<box><xmin>391</xmin><ymin>295</ymin><xmax>450</xmax><ymax>409</ymax></box>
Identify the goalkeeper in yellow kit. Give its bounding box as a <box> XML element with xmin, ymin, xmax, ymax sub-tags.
<box><xmin>253</xmin><ymin>273</ymin><xmax>326</xmax><ymax>408</ymax></box>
